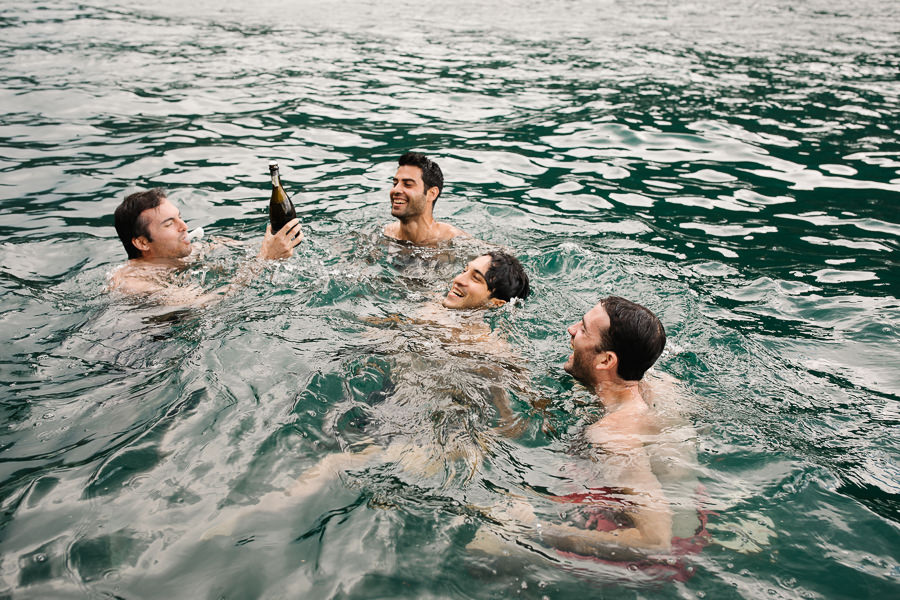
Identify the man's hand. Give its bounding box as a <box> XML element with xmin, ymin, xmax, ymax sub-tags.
<box><xmin>258</xmin><ymin>219</ymin><xmax>303</xmax><ymax>259</ymax></box>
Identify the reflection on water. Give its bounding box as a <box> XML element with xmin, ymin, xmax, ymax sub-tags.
<box><xmin>1</xmin><ymin>0</ymin><xmax>899</xmax><ymax>598</ymax></box>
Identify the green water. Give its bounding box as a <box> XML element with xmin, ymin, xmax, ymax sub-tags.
<box><xmin>1</xmin><ymin>0</ymin><xmax>898</xmax><ymax>598</ymax></box>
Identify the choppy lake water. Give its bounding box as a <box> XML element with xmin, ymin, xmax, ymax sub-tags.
<box><xmin>1</xmin><ymin>1</ymin><xmax>899</xmax><ymax>598</ymax></box>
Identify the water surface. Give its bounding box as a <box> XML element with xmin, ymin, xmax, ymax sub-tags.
<box><xmin>1</xmin><ymin>1</ymin><xmax>899</xmax><ymax>598</ymax></box>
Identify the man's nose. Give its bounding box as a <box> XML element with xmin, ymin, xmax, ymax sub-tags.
<box><xmin>177</xmin><ymin>218</ymin><xmax>187</xmax><ymax>231</ymax></box>
<box><xmin>567</xmin><ymin>323</ymin><xmax>577</xmax><ymax>336</ymax></box>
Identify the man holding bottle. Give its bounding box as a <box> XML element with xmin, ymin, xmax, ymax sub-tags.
<box><xmin>109</xmin><ymin>188</ymin><xmax>302</xmax><ymax>302</ymax></box>
<box><xmin>384</xmin><ymin>151</ymin><xmax>468</xmax><ymax>245</ymax></box>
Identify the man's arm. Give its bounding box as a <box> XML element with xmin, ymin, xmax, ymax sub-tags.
<box><xmin>479</xmin><ymin>417</ymin><xmax>673</xmax><ymax>561</ymax></box>
<box><xmin>108</xmin><ymin>220</ymin><xmax>304</xmax><ymax>306</ymax></box>
<box><xmin>538</xmin><ymin>482</ymin><xmax>673</xmax><ymax>559</ymax></box>
<box><xmin>558</xmin><ymin>413</ymin><xmax>672</xmax><ymax>549</ymax></box>
<box><xmin>228</xmin><ymin>218</ymin><xmax>303</xmax><ymax>285</ymax></box>
<box><xmin>546</xmin><ymin>417</ymin><xmax>673</xmax><ymax>557</ymax></box>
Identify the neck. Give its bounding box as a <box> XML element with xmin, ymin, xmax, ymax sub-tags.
<box><xmin>397</xmin><ymin>214</ymin><xmax>438</xmax><ymax>244</ymax></box>
<box><xmin>591</xmin><ymin>377</ymin><xmax>645</xmax><ymax>411</ymax></box>
<box><xmin>133</xmin><ymin>255</ymin><xmax>186</xmax><ymax>268</ymax></box>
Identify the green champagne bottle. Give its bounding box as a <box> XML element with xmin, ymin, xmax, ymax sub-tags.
<box><xmin>268</xmin><ymin>161</ymin><xmax>296</xmax><ymax>233</ymax></box>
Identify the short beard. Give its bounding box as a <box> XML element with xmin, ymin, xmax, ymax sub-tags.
<box><xmin>564</xmin><ymin>351</ymin><xmax>594</xmax><ymax>388</ymax></box>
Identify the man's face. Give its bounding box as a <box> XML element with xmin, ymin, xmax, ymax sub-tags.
<box><xmin>390</xmin><ymin>165</ymin><xmax>433</xmax><ymax>221</ymax></box>
<box><xmin>563</xmin><ymin>303</ymin><xmax>610</xmax><ymax>385</ymax></box>
<box><xmin>134</xmin><ymin>198</ymin><xmax>191</xmax><ymax>259</ymax></box>
<box><xmin>443</xmin><ymin>255</ymin><xmax>495</xmax><ymax>309</ymax></box>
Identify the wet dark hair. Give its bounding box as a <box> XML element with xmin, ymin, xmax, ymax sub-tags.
<box><xmin>398</xmin><ymin>151</ymin><xmax>443</xmax><ymax>205</ymax></box>
<box><xmin>485</xmin><ymin>251</ymin><xmax>531</xmax><ymax>302</ymax></box>
<box><xmin>114</xmin><ymin>188</ymin><xmax>167</xmax><ymax>259</ymax></box>
<box><xmin>598</xmin><ymin>296</ymin><xmax>666</xmax><ymax>381</ymax></box>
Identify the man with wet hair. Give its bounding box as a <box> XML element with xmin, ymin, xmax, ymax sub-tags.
<box><xmin>200</xmin><ymin>251</ymin><xmax>533</xmax><ymax>539</ymax></box>
<box><xmin>442</xmin><ymin>250</ymin><xmax>531</xmax><ymax>310</ymax></box>
<box><xmin>471</xmin><ymin>297</ymin><xmax>706</xmax><ymax>574</ymax></box>
<box><xmin>563</xmin><ymin>296</ymin><xmax>666</xmax><ymax>384</ymax></box>
<box><xmin>110</xmin><ymin>188</ymin><xmax>303</xmax><ymax>302</ymax></box>
<box><xmin>384</xmin><ymin>151</ymin><xmax>467</xmax><ymax>245</ymax></box>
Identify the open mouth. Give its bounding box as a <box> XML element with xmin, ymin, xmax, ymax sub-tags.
<box><xmin>449</xmin><ymin>286</ymin><xmax>464</xmax><ymax>298</ymax></box>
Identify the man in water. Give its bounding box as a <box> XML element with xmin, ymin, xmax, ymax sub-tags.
<box><xmin>383</xmin><ymin>151</ymin><xmax>467</xmax><ymax>245</ymax></box>
<box><xmin>471</xmin><ymin>297</ymin><xmax>706</xmax><ymax>569</ymax></box>
<box><xmin>441</xmin><ymin>250</ymin><xmax>530</xmax><ymax>309</ymax></box>
<box><xmin>541</xmin><ymin>297</ymin><xmax>672</xmax><ymax>555</ymax></box>
<box><xmin>109</xmin><ymin>188</ymin><xmax>303</xmax><ymax>302</ymax></box>
<box><xmin>200</xmin><ymin>251</ymin><xmax>531</xmax><ymax>539</ymax></box>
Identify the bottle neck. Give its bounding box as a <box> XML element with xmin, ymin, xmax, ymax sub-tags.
<box><xmin>270</xmin><ymin>170</ymin><xmax>281</xmax><ymax>187</ymax></box>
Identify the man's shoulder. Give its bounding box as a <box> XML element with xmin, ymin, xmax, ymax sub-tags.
<box><xmin>434</xmin><ymin>221</ymin><xmax>467</xmax><ymax>241</ymax></box>
<box><xmin>383</xmin><ymin>221</ymin><xmax>400</xmax><ymax>237</ymax></box>
<box><xmin>588</xmin><ymin>401</ymin><xmax>652</xmax><ymax>443</ymax></box>
<box><xmin>108</xmin><ymin>261</ymin><xmax>166</xmax><ymax>295</ymax></box>
<box><xmin>383</xmin><ymin>222</ymin><xmax>401</xmax><ymax>238</ymax></box>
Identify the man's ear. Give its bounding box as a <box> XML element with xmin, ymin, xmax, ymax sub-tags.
<box><xmin>426</xmin><ymin>186</ymin><xmax>439</xmax><ymax>204</ymax></box>
<box><xmin>487</xmin><ymin>297</ymin><xmax>506</xmax><ymax>308</ymax></box>
<box><xmin>594</xmin><ymin>350</ymin><xmax>618</xmax><ymax>373</ymax></box>
<box><xmin>132</xmin><ymin>236</ymin><xmax>150</xmax><ymax>252</ymax></box>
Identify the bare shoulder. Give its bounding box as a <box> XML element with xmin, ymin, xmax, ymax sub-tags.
<box><xmin>641</xmin><ymin>370</ymin><xmax>680</xmax><ymax>401</ymax></box>
<box><xmin>640</xmin><ymin>371</ymin><xmax>694</xmax><ymax>427</ymax></box>
<box><xmin>108</xmin><ymin>263</ymin><xmax>164</xmax><ymax>296</ymax></box>
<box><xmin>436</xmin><ymin>221</ymin><xmax>467</xmax><ymax>240</ymax></box>
<box><xmin>383</xmin><ymin>222</ymin><xmax>400</xmax><ymax>238</ymax></box>
<box><xmin>585</xmin><ymin>400</ymin><xmax>653</xmax><ymax>450</ymax></box>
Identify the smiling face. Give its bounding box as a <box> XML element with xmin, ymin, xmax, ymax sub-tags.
<box><xmin>390</xmin><ymin>165</ymin><xmax>437</xmax><ymax>221</ymax></box>
<box><xmin>442</xmin><ymin>255</ymin><xmax>501</xmax><ymax>310</ymax></box>
<box><xmin>132</xmin><ymin>198</ymin><xmax>192</xmax><ymax>260</ymax></box>
<box><xmin>563</xmin><ymin>303</ymin><xmax>611</xmax><ymax>385</ymax></box>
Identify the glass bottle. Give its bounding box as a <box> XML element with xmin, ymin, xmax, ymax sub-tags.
<box><xmin>268</xmin><ymin>161</ymin><xmax>296</xmax><ymax>233</ymax></box>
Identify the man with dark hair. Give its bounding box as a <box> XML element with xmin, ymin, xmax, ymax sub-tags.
<box><xmin>470</xmin><ymin>297</ymin><xmax>708</xmax><ymax>574</ymax></box>
<box><xmin>384</xmin><ymin>151</ymin><xmax>467</xmax><ymax>245</ymax></box>
<box><xmin>563</xmin><ymin>295</ymin><xmax>666</xmax><ymax>385</ymax></box>
<box><xmin>114</xmin><ymin>188</ymin><xmax>171</xmax><ymax>260</ymax></box>
<box><xmin>109</xmin><ymin>188</ymin><xmax>302</xmax><ymax>301</ymax></box>
<box><xmin>529</xmin><ymin>297</ymin><xmax>674</xmax><ymax>556</ymax></box>
<box><xmin>442</xmin><ymin>251</ymin><xmax>530</xmax><ymax>310</ymax></box>
<box><xmin>201</xmin><ymin>251</ymin><xmax>533</xmax><ymax>539</ymax></box>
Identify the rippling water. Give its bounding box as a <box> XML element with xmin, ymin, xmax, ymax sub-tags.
<box><xmin>1</xmin><ymin>1</ymin><xmax>898</xmax><ymax>598</ymax></box>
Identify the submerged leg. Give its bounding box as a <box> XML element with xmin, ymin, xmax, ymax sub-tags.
<box><xmin>201</xmin><ymin>446</ymin><xmax>383</xmax><ymax>540</ymax></box>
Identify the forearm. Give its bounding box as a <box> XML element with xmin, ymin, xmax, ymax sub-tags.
<box><xmin>538</xmin><ymin>520</ymin><xmax>671</xmax><ymax>561</ymax></box>
<box><xmin>488</xmin><ymin>385</ymin><xmax>528</xmax><ymax>438</ymax></box>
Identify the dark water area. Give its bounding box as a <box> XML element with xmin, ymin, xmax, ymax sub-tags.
<box><xmin>1</xmin><ymin>1</ymin><xmax>898</xmax><ymax>598</ymax></box>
